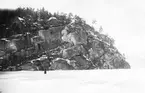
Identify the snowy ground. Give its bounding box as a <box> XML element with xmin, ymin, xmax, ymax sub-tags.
<box><xmin>0</xmin><ymin>69</ymin><xmax>145</xmax><ymax>93</ymax></box>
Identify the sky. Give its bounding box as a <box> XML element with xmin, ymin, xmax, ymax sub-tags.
<box><xmin>0</xmin><ymin>0</ymin><xmax>145</xmax><ymax>68</ymax></box>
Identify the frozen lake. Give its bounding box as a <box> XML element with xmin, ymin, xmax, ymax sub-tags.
<box><xmin>0</xmin><ymin>69</ymin><xmax>145</xmax><ymax>93</ymax></box>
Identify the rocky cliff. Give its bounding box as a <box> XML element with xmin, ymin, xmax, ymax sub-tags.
<box><xmin>0</xmin><ymin>8</ymin><xmax>131</xmax><ymax>70</ymax></box>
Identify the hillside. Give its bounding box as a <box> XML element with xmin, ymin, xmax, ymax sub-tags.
<box><xmin>0</xmin><ymin>7</ymin><xmax>130</xmax><ymax>71</ymax></box>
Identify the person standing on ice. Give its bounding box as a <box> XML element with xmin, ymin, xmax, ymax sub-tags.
<box><xmin>38</xmin><ymin>55</ymin><xmax>50</xmax><ymax>74</ymax></box>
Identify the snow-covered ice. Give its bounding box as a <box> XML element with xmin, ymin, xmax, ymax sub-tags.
<box><xmin>0</xmin><ymin>69</ymin><xmax>145</xmax><ymax>93</ymax></box>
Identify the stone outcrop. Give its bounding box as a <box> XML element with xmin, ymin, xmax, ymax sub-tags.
<box><xmin>0</xmin><ymin>8</ymin><xmax>131</xmax><ymax>70</ymax></box>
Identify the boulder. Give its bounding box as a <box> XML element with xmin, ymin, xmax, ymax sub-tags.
<box><xmin>111</xmin><ymin>57</ymin><xmax>131</xmax><ymax>69</ymax></box>
<box><xmin>72</xmin><ymin>31</ymin><xmax>88</xmax><ymax>45</ymax></box>
<box><xmin>19</xmin><ymin>63</ymin><xmax>38</xmax><ymax>71</ymax></box>
<box><xmin>0</xmin><ymin>50</ymin><xmax>5</xmax><ymax>57</ymax></box>
<box><xmin>73</xmin><ymin>56</ymin><xmax>90</xmax><ymax>69</ymax></box>
<box><xmin>49</xmin><ymin>58</ymin><xmax>74</xmax><ymax>70</ymax></box>
<box><xmin>62</xmin><ymin>31</ymin><xmax>87</xmax><ymax>46</ymax></box>
<box><xmin>62</xmin><ymin>45</ymin><xmax>86</xmax><ymax>59</ymax></box>
<box><xmin>38</xmin><ymin>26</ymin><xmax>64</xmax><ymax>47</ymax></box>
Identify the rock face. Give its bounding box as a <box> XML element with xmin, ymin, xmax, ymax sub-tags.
<box><xmin>35</xmin><ymin>20</ymin><xmax>131</xmax><ymax>70</ymax></box>
<box><xmin>0</xmin><ymin>9</ymin><xmax>131</xmax><ymax>70</ymax></box>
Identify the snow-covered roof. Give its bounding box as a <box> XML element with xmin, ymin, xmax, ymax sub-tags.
<box><xmin>18</xmin><ymin>17</ymin><xmax>24</xmax><ymax>21</ymax></box>
<box><xmin>47</xmin><ymin>17</ymin><xmax>57</xmax><ymax>21</ymax></box>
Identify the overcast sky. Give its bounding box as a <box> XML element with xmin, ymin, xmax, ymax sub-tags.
<box><xmin>0</xmin><ymin>0</ymin><xmax>145</xmax><ymax>68</ymax></box>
